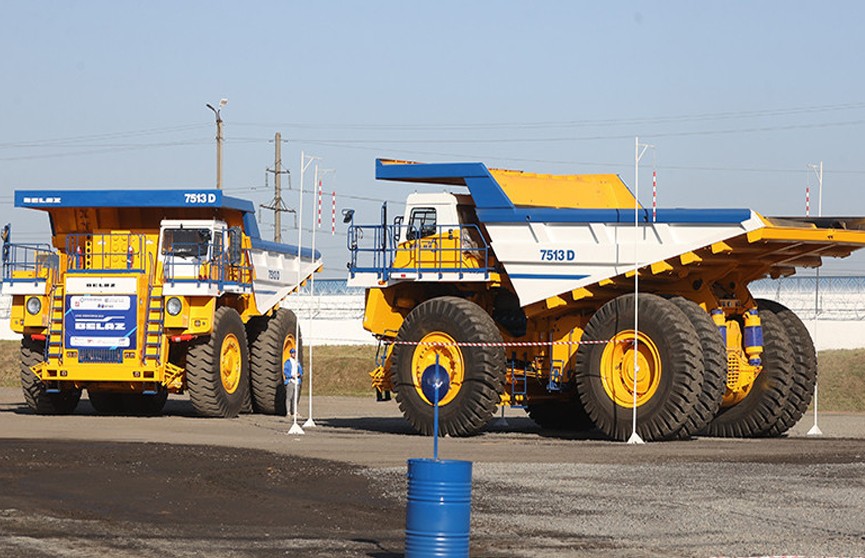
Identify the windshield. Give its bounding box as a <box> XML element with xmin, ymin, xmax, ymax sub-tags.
<box><xmin>162</xmin><ymin>228</ymin><xmax>212</xmax><ymax>258</ymax></box>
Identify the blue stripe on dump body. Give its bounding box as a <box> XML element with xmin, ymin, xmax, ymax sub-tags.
<box><xmin>15</xmin><ymin>190</ymin><xmax>255</xmax><ymax>214</ymax></box>
<box><xmin>477</xmin><ymin>207</ymin><xmax>752</xmax><ymax>224</ymax></box>
<box><xmin>249</xmin><ymin>238</ymin><xmax>321</xmax><ymax>261</ymax></box>
<box><xmin>509</xmin><ymin>273</ymin><xmax>589</xmax><ymax>280</ymax></box>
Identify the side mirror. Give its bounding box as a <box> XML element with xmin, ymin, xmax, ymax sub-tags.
<box><xmin>342</xmin><ymin>208</ymin><xmax>355</xmax><ymax>224</ymax></box>
<box><xmin>393</xmin><ymin>216</ymin><xmax>403</xmax><ymax>241</ymax></box>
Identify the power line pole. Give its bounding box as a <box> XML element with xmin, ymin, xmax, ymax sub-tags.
<box><xmin>260</xmin><ymin>132</ymin><xmax>293</xmax><ymax>242</ymax></box>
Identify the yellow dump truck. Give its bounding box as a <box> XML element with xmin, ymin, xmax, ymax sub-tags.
<box><xmin>2</xmin><ymin>189</ymin><xmax>321</xmax><ymax>417</ymax></box>
<box><xmin>345</xmin><ymin>159</ymin><xmax>865</xmax><ymax>440</ymax></box>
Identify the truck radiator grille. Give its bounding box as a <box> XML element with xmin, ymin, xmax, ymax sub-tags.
<box><xmin>78</xmin><ymin>348</ymin><xmax>124</xmax><ymax>364</ymax></box>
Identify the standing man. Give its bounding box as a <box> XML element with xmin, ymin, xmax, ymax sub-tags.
<box><xmin>283</xmin><ymin>348</ymin><xmax>303</xmax><ymax>418</ymax></box>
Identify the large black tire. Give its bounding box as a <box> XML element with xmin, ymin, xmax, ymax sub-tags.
<box><xmin>391</xmin><ymin>296</ymin><xmax>505</xmax><ymax>437</ymax></box>
<box><xmin>186</xmin><ymin>307</ymin><xmax>250</xmax><ymax>418</ymax></box>
<box><xmin>248</xmin><ymin>308</ymin><xmax>302</xmax><ymax>416</ymax></box>
<box><xmin>669</xmin><ymin>297</ymin><xmax>727</xmax><ymax>438</ymax></box>
<box><xmin>20</xmin><ymin>337</ymin><xmax>81</xmax><ymax>415</ymax></box>
<box><xmin>89</xmin><ymin>388</ymin><xmax>168</xmax><ymax>416</ymax></box>
<box><xmin>526</xmin><ymin>393</ymin><xmax>594</xmax><ymax>431</ymax></box>
<box><xmin>574</xmin><ymin>294</ymin><xmax>703</xmax><ymax>441</ymax></box>
<box><xmin>756</xmin><ymin>299</ymin><xmax>817</xmax><ymax>436</ymax></box>
<box><xmin>122</xmin><ymin>389</ymin><xmax>169</xmax><ymax>416</ymax></box>
<box><xmin>702</xmin><ymin>311</ymin><xmax>795</xmax><ymax>437</ymax></box>
<box><xmin>87</xmin><ymin>391</ymin><xmax>125</xmax><ymax>415</ymax></box>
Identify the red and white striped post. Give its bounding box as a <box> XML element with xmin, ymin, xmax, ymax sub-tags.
<box><xmin>317</xmin><ymin>180</ymin><xmax>323</xmax><ymax>229</ymax></box>
<box><xmin>331</xmin><ymin>191</ymin><xmax>336</xmax><ymax>235</ymax></box>
<box><xmin>652</xmin><ymin>170</ymin><xmax>657</xmax><ymax>222</ymax></box>
<box><xmin>806</xmin><ymin>186</ymin><xmax>811</xmax><ymax>217</ymax></box>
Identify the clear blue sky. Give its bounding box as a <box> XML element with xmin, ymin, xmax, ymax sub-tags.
<box><xmin>2</xmin><ymin>1</ymin><xmax>865</xmax><ymax>275</ymax></box>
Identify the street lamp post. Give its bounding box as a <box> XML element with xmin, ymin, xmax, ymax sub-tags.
<box><xmin>206</xmin><ymin>98</ymin><xmax>228</xmax><ymax>190</ymax></box>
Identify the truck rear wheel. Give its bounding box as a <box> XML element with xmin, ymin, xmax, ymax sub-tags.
<box><xmin>186</xmin><ymin>307</ymin><xmax>250</xmax><ymax>418</ymax></box>
<box><xmin>391</xmin><ymin>296</ymin><xmax>504</xmax><ymax>437</ymax></box>
<box><xmin>574</xmin><ymin>294</ymin><xmax>703</xmax><ymax>441</ymax></box>
<box><xmin>122</xmin><ymin>389</ymin><xmax>169</xmax><ymax>416</ymax></box>
<box><xmin>526</xmin><ymin>395</ymin><xmax>594</xmax><ymax>431</ymax></box>
<box><xmin>88</xmin><ymin>391</ymin><xmax>125</xmax><ymax>414</ymax></box>
<box><xmin>248</xmin><ymin>308</ymin><xmax>301</xmax><ymax>416</ymax></box>
<box><xmin>702</xmin><ymin>310</ymin><xmax>794</xmax><ymax>437</ymax></box>
<box><xmin>755</xmin><ymin>299</ymin><xmax>817</xmax><ymax>436</ymax></box>
<box><xmin>20</xmin><ymin>337</ymin><xmax>81</xmax><ymax>415</ymax></box>
<box><xmin>669</xmin><ymin>297</ymin><xmax>727</xmax><ymax>438</ymax></box>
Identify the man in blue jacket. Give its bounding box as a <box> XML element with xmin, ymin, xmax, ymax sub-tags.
<box><xmin>283</xmin><ymin>348</ymin><xmax>303</xmax><ymax>418</ymax></box>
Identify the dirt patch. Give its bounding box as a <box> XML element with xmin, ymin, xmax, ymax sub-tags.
<box><xmin>0</xmin><ymin>439</ymin><xmax>403</xmax><ymax>557</ymax></box>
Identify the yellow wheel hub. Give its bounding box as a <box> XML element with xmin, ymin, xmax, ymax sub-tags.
<box><xmin>220</xmin><ymin>333</ymin><xmax>242</xmax><ymax>394</ymax></box>
<box><xmin>411</xmin><ymin>332</ymin><xmax>464</xmax><ymax>406</ymax></box>
<box><xmin>600</xmin><ymin>330</ymin><xmax>662</xmax><ymax>408</ymax></box>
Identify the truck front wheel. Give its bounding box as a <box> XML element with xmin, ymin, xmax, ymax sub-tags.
<box><xmin>20</xmin><ymin>337</ymin><xmax>81</xmax><ymax>415</ymax></box>
<box><xmin>186</xmin><ymin>307</ymin><xmax>250</xmax><ymax>418</ymax></box>
<box><xmin>574</xmin><ymin>294</ymin><xmax>703</xmax><ymax>441</ymax></box>
<box><xmin>391</xmin><ymin>296</ymin><xmax>505</xmax><ymax>437</ymax></box>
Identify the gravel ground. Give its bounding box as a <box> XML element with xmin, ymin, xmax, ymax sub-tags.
<box><xmin>1</xmin><ymin>389</ymin><xmax>864</xmax><ymax>557</ymax></box>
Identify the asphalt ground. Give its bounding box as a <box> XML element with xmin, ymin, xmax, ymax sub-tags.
<box><xmin>1</xmin><ymin>388</ymin><xmax>864</xmax><ymax>557</ymax></box>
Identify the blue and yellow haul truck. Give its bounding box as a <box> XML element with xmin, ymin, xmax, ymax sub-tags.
<box><xmin>346</xmin><ymin>159</ymin><xmax>865</xmax><ymax>441</ymax></box>
<box><xmin>1</xmin><ymin>190</ymin><xmax>321</xmax><ymax>417</ymax></box>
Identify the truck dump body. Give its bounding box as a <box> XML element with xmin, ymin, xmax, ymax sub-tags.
<box><xmin>369</xmin><ymin>159</ymin><xmax>865</xmax><ymax>310</ymax></box>
<box><xmin>349</xmin><ymin>158</ymin><xmax>865</xmax><ymax>442</ymax></box>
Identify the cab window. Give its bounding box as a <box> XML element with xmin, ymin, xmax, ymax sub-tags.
<box><xmin>407</xmin><ymin>208</ymin><xmax>436</xmax><ymax>240</ymax></box>
<box><xmin>162</xmin><ymin>228</ymin><xmax>212</xmax><ymax>258</ymax></box>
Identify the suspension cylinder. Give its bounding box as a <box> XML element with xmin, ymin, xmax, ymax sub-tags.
<box><xmin>743</xmin><ymin>308</ymin><xmax>763</xmax><ymax>366</ymax></box>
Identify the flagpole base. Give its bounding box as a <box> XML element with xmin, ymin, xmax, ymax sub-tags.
<box><xmin>806</xmin><ymin>424</ymin><xmax>823</xmax><ymax>436</ymax></box>
<box><xmin>288</xmin><ymin>421</ymin><xmax>305</xmax><ymax>435</ymax></box>
<box><xmin>626</xmin><ymin>431</ymin><xmax>645</xmax><ymax>445</ymax></box>
<box><xmin>303</xmin><ymin>417</ymin><xmax>317</xmax><ymax>428</ymax></box>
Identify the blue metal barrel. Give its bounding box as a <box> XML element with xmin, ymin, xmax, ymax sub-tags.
<box><xmin>405</xmin><ymin>458</ymin><xmax>472</xmax><ymax>557</ymax></box>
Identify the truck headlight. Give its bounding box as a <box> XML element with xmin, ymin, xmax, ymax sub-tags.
<box><xmin>166</xmin><ymin>297</ymin><xmax>183</xmax><ymax>316</ymax></box>
<box><xmin>26</xmin><ymin>297</ymin><xmax>42</xmax><ymax>315</ymax></box>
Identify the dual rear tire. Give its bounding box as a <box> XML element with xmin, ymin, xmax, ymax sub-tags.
<box><xmin>574</xmin><ymin>294</ymin><xmax>704</xmax><ymax>441</ymax></box>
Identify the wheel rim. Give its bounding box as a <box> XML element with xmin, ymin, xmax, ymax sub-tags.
<box><xmin>220</xmin><ymin>333</ymin><xmax>242</xmax><ymax>394</ymax></box>
<box><xmin>600</xmin><ymin>330</ymin><xmax>662</xmax><ymax>408</ymax></box>
<box><xmin>411</xmin><ymin>332</ymin><xmax>464</xmax><ymax>406</ymax></box>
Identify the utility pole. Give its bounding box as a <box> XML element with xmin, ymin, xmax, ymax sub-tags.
<box><xmin>275</xmin><ymin>133</ymin><xmax>282</xmax><ymax>241</ymax></box>
<box><xmin>260</xmin><ymin>133</ymin><xmax>293</xmax><ymax>242</ymax></box>
<box><xmin>205</xmin><ymin>98</ymin><xmax>228</xmax><ymax>190</ymax></box>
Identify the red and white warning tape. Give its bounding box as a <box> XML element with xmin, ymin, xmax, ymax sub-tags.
<box><xmin>383</xmin><ymin>338</ymin><xmax>614</xmax><ymax>348</ymax></box>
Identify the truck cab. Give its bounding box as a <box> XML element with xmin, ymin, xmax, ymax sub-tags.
<box><xmin>347</xmin><ymin>192</ymin><xmax>493</xmax><ymax>285</ymax></box>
